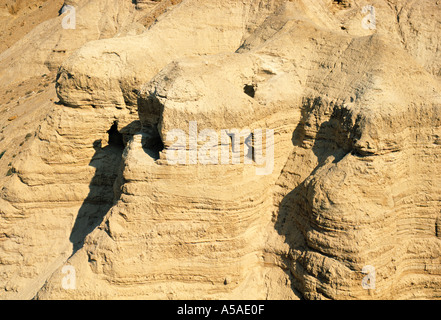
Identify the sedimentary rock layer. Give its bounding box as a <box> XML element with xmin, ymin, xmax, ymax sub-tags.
<box><xmin>0</xmin><ymin>0</ymin><xmax>440</xmax><ymax>300</ymax></box>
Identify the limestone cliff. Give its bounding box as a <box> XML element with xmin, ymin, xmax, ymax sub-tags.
<box><xmin>0</xmin><ymin>0</ymin><xmax>440</xmax><ymax>300</ymax></box>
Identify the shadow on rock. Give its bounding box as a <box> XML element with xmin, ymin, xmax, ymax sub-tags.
<box><xmin>274</xmin><ymin>105</ymin><xmax>351</xmax><ymax>299</ymax></box>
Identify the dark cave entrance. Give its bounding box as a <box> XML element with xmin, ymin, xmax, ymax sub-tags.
<box><xmin>244</xmin><ymin>84</ymin><xmax>256</xmax><ymax>98</ymax></box>
<box><xmin>107</xmin><ymin>121</ymin><xmax>124</xmax><ymax>148</ymax></box>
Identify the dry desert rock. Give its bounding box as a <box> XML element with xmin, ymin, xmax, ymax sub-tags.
<box><xmin>0</xmin><ymin>0</ymin><xmax>440</xmax><ymax>300</ymax></box>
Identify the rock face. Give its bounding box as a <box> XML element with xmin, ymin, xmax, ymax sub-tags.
<box><xmin>0</xmin><ymin>0</ymin><xmax>440</xmax><ymax>300</ymax></box>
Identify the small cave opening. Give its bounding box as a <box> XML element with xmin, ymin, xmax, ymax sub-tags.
<box><xmin>107</xmin><ymin>121</ymin><xmax>124</xmax><ymax>148</ymax></box>
<box><xmin>141</xmin><ymin>125</ymin><xmax>165</xmax><ymax>160</ymax></box>
<box><xmin>333</xmin><ymin>0</ymin><xmax>351</xmax><ymax>7</ymax></box>
<box><xmin>244</xmin><ymin>84</ymin><xmax>256</xmax><ymax>98</ymax></box>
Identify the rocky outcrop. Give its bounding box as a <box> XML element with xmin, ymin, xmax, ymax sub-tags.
<box><xmin>0</xmin><ymin>0</ymin><xmax>440</xmax><ymax>300</ymax></box>
<box><xmin>0</xmin><ymin>0</ymin><xmax>167</xmax><ymax>86</ymax></box>
<box><xmin>55</xmin><ymin>0</ymin><xmax>289</xmax><ymax>108</ymax></box>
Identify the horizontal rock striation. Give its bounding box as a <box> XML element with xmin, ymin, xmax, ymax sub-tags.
<box><xmin>0</xmin><ymin>0</ymin><xmax>440</xmax><ymax>300</ymax></box>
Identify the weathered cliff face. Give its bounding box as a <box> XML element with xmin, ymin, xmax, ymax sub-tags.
<box><xmin>0</xmin><ymin>0</ymin><xmax>440</xmax><ymax>300</ymax></box>
<box><xmin>0</xmin><ymin>0</ymin><xmax>172</xmax><ymax>86</ymax></box>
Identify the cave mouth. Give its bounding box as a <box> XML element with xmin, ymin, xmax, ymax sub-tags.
<box><xmin>107</xmin><ymin>121</ymin><xmax>124</xmax><ymax>148</ymax></box>
<box><xmin>141</xmin><ymin>125</ymin><xmax>165</xmax><ymax>160</ymax></box>
<box><xmin>244</xmin><ymin>84</ymin><xmax>256</xmax><ymax>98</ymax></box>
<box><xmin>333</xmin><ymin>0</ymin><xmax>351</xmax><ymax>7</ymax></box>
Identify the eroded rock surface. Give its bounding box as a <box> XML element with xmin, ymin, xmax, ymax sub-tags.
<box><xmin>0</xmin><ymin>0</ymin><xmax>440</xmax><ymax>300</ymax></box>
